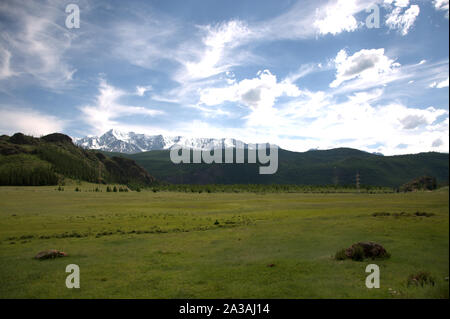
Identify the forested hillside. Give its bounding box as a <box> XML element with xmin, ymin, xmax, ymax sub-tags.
<box><xmin>0</xmin><ymin>133</ymin><xmax>156</xmax><ymax>188</ymax></box>
<box><xmin>108</xmin><ymin>148</ymin><xmax>449</xmax><ymax>187</ymax></box>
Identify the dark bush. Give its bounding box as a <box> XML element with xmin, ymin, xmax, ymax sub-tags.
<box><xmin>335</xmin><ymin>242</ymin><xmax>390</xmax><ymax>261</ymax></box>
<box><xmin>372</xmin><ymin>212</ymin><xmax>390</xmax><ymax>217</ymax></box>
<box><xmin>335</xmin><ymin>248</ymin><xmax>347</xmax><ymax>260</ymax></box>
<box><xmin>41</xmin><ymin>133</ymin><xmax>73</xmax><ymax>144</ymax></box>
<box><xmin>350</xmin><ymin>245</ymin><xmax>365</xmax><ymax>261</ymax></box>
<box><xmin>407</xmin><ymin>271</ymin><xmax>435</xmax><ymax>287</ymax></box>
<box><xmin>9</xmin><ymin>133</ymin><xmax>38</xmax><ymax>145</ymax></box>
<box><xmin>414</xmin><ymin>211</ymin><xmax>434</xmax><ymax>217</ymax></box>
<box><xmin>401</xmin><ymin>176</ymin><xmax>437</xmax><ymax>192</ymax></box>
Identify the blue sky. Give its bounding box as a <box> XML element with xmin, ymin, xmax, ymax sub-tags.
<box><xmin>0</xmin><ymin>0</ymin><xmax>448</xmax><ymax>155</ymax></box>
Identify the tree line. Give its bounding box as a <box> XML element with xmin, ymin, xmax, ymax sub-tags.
<box><xmin>0</xmin><ymin>165</ymin><xmax>58</xmax><ymax>186</ymax></box>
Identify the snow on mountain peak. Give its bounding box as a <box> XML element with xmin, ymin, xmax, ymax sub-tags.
<box><xmin>73</xmin><ymin>129</ymin><xmax>257</xmax><ymax>154</ymax></box>
<box><xmin>107</xmin><ymin>129</ymin><xmax>130</xmax><ymax>141</ymax></box>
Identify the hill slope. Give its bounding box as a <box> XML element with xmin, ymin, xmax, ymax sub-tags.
<box><xmin>107</xmin><ymin>148</ymin><xmax>449</xmax><ymax>187</ymax></box>
<box><xmin>0</xmin><ymin>133</ymin><xmax>156</xmax><ymax>187</ymax></box>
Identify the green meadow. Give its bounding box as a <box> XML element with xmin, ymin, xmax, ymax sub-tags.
<box><xmin>0</xmin><ymin>185</ymin><xmax>448</xmax><ymax>298</ymax></box>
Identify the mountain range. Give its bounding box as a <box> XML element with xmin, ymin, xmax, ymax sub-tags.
<box><xmin>71</xmin><ymin>129</ymin><xmax>449</xmax><ymax>187</ymax></box>
<box><xmin>73</xmin><ymin>129</ymin><xmax>247</xmax><ymax>153</ymax></box>
<box><xmin>1</xmin><ymin>130</ymin><xmax>448</xmax><ymax>188</ymax></box>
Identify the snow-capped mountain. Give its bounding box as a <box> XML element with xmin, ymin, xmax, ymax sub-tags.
<box><xmin>72</xmin><ymin>129</ymin><xmax>250</xmax><ymax>154</ymax></box>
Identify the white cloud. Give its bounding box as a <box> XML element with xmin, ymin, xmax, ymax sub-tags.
<box><xmin>285</xmin><ymin>62</ymin><xmax>332</xmax><ymax>84</ymax></box>
<box><xmin>253</xmin><ymin>1</ymin><xmax>319</xmax><ymax>40</ymax></box>
<box><xmin>430</xmin><ymin>77</ymin><xmax>449</xmax><ymax>88</ymax></box>
<box><xmin>192</xmin><ymin>61</ymin><xmax>449</xmax><ymax>155</ymax></box>
<box><xmin>191</xmin><ymin>59</ymin><xmax>449</xmax><ymax>155</ymax></box>
<box><xmin>112</xmin><ymin>14</ymin><xmax>179</xmax><ymax>69</ymax></box>
<box><xmin>180</xmin><ymin>20</ymin><xmax>252</xmax><ymax>81</ymax></box>
<box><xmin>313</xmin><ymin>0</ymin><xmax>360</xmax><ymax>35</ymax></box>
<box><xmin>0</xmin><ymin>0</ymin><xmax>77</xmax><ymax>88</ymax></box>
<box><xmin>0</xmin><ymin>107</ymin><xmax>66</xmax><ymax>136</ymax></box>
<box><xmin>186</xmin><ymin>104</ymin><xmax>232</xmax><ymax>118</ymax></box>
<box><xmin>241</xmin><ymin>0</ymin><xmax>381</xmax><ymax>42</ymax></box>
<box><xmin>434</xmin><ymin>0</ymin><xmax>449</xmax><ymax>18</ymax></box>
<box><xmin>79</xmin><ymin>80</ymin><xmax>164</xmax><ymax>135</ymax></box>
<box><xmin>272</xmin><ymin>96</ymin><xmax>448</xmax><ymax>155</ymax></box>
<box><xmin>0</xmin><ymin>48</ymin><xmax>16</xmax><ymax>80</ymax></box>
<box><xmin>105</xmin><ymin>0</ymin><xmax>386</xmax><ymax>109</ymax></box>
<box><xmin>330</xmin><ymin>48</ymin><xmax>399</xmax><ymax>88</ymax></box>
<box><xmin>437</xmin><ymin>77</ymin><xmax>449</xmax><ymax>88</ymax></box>
<box><xmin>135</xmin><ymin>85</ymin><xmax>152</xmax><ymax>96</ymax></box>
<box><xmin>386</xmin><ymin>4</ymin><xmax>420</xmax><ymax>35</ymax></box>
<box><xmin>402</xmin><ymin>59</ymin><xmax>448</xmax><ymax>89</ymax></box>
<box><xmin>263</xmin><ymin>0</ymin><xmax>382</xmax><ymax>38</ymax></box>
<box><xmin>199</xmin><ymin>69</ymin><xmax>301</xmax><ymax>126</ymax></box>
<box><xmin>394</xmin><ymin>0</ymin><xmax>410</xmax><ymax>8</ymax></box>
<box><xmin>399</xmin><ymin>113</ymin><xmax>433</xmax><ymax>130</ymax></box>
<box><xmin>326</xmin><ymin>55</ymin><xmax>448</xmax><ymax>95</ymax></box>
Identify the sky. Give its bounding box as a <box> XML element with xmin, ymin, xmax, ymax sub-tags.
<box><xmin>0</xmin><ymin>0</ymin><xmax>448</xmax><ymax>155</ymax></box>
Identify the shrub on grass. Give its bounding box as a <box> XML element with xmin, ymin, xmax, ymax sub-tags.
<box><xmin>350</xmin><ymin>245</ymin><xmax>365</xmax><ymax>261</ymax></box>
<box><xmin>414</xmin><ymin>211</ymin><xmax>434</xmax><ymax>217</ymax></box>
<box><xmin>372</xmin><ymin>212</ymin><xmax>390</xmax><ymax>217</ymax></box>
<box><xmin>407</xmin><ymin>271</ymin><xmax>435</xmax><ymax>287</ymax></box>
<box><xmin>335</xmin><ymin>248</ymin><xmax>347</xmax><ymax>260</ymax></box>
<box><xmin>335</xmin><ymin>242</ymin><xmax>390</xmax><ymax>261</ymax></box>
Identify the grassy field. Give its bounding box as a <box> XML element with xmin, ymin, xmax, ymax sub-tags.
<box><xmin>0</xmin><ymin>185</ymin><xmax>448</xmax><ymax>298</ymax></box>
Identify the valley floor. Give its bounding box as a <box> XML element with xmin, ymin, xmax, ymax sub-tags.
<box><xmin>0</xmin><ymin>186</ymin><xmax>448</xmax><ymax>298</ymax></box>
